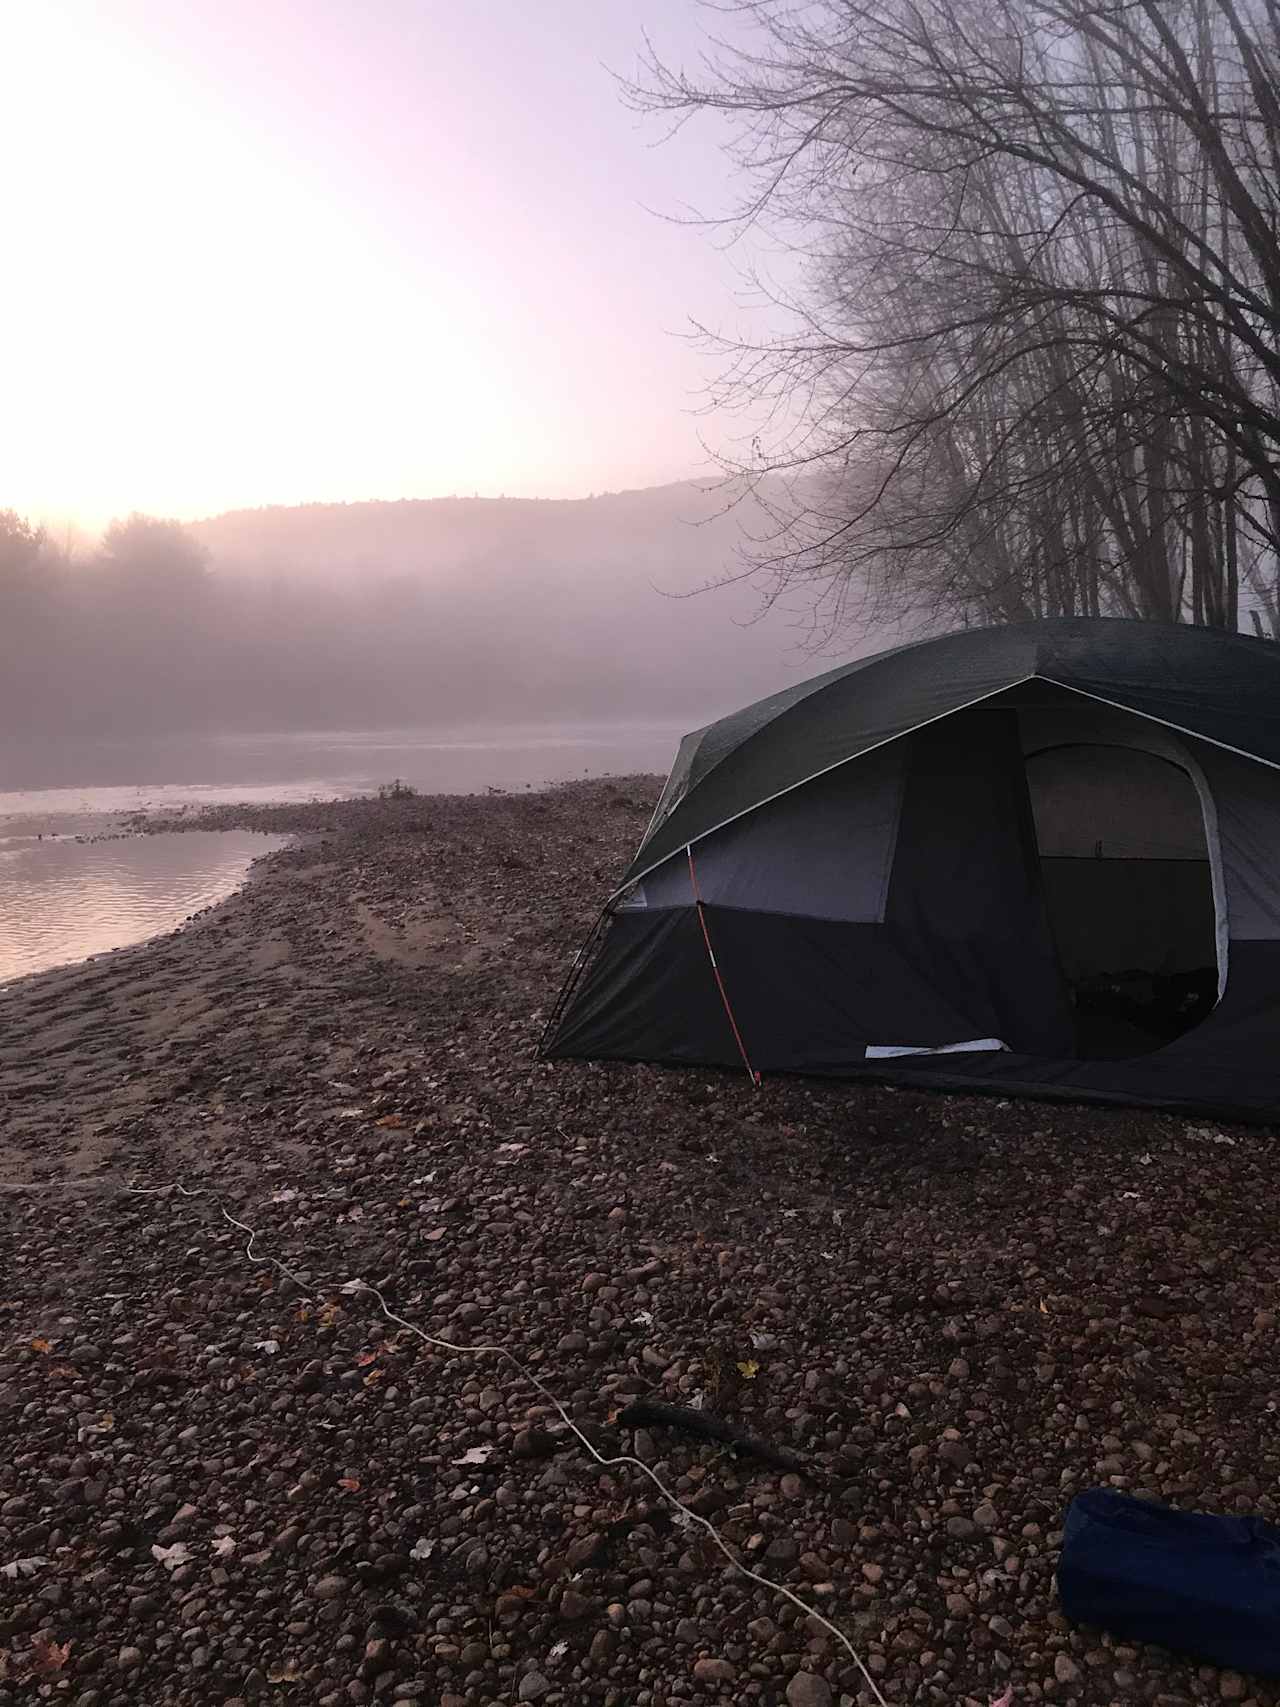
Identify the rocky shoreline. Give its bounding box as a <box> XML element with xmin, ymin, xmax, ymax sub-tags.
<box><xmin>2</xmin><ymin>780</ymin><xmax>1279</xmax><ymax>1706</ymax></box>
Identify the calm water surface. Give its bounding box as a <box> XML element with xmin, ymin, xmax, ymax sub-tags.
<box><xmin>0</xmin><ymin>722</ymin><xmax>680</xmax><ymax>984</ymax></box>
<box><xmin>0</xmin><ymin>829</ymin><xmax>291</xmax><ymax>984</ymax></box>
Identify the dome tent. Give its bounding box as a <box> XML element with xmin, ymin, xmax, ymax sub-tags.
<box><xmin>542</xmin><ymin>618</ymin><xmax>1280</xmax><ymax>1120</ymax></box>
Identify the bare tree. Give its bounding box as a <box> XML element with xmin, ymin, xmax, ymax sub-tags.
<box><xmin>634</xmin><ymin>0</ymin><xmax>1280</xmax><ymax>636</ymax></box>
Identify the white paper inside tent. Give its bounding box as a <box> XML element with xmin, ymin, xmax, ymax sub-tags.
<box><xmin>621</xmin><ymin>742</ymin><xmax>907</xmax><ymax>921</ymax></box>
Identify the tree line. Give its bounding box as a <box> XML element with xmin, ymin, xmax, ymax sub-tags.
<box><xmin>0</xmin><ymin>508</ymin><xmax>548</xmax><ymax>736</ymax></box>
<box><xmin>637</xmin><ymin>0</ymin><xmax>1280</xmax><ymax>638</ymax></box>
<box><xmin>0</xmin><ymin>494</ymin><xmax>807</xmax><ymax>740</ymax></box>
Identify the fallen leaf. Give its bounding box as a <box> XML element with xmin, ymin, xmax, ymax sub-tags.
<box><xmin>1039</xmin><ymin>1300</ymin><xmax>1049</xmax><ymax>1315</ymax></box>
<box><xmin>267</xmin><ymin>1659</ymin><xmax>302</xmax><ymax>1684</ymax></box>
<box><xmin>355</xmin><ymin>1350</ymin><xmax>379</xmax><ymax>1367</ymax></box>
<box><xmin>990</xmin><ymin>1689</ymin><xmax>1014</xmax><ymax>1707</ymax></box>
<box><xmin>211</xmin><ymin>1536</ymin><xmax>236</xmax><ymax>1558</ymax></box>
<box><xmin>362</xmin><ymin>1367</ymin><xmax>385</xmax><ymax>1386</ymax></box>
<box><xmin>151</xmin><ymin>1542</ymin><xmax>192</xmax><ymax>1572</ymax></box>
<box><xmin>453</xmin><ymin>1445</ymin><xmax>494</xmax><ymax>1465</ymax></box>
<box><xmin>27</xmin><ymin>1635</ymin><xmax>71</xmax><ymax>1676</ymax></box>
<box><xmin>337</xmin><ymin>1476</ymin><xmax>361</xmax><ymax>1492</ymax></box>
<box><xmin>375</xmin><ymin>1114</ymin><xmax>407</xmax><ymax>1129</ymax></box>
<box><xmin>736</xmin><ymin>1359</ymin><xmax>759</xmax><ymax>1380</ymax></box>
<box><xmin>29</xmin><ymin>1338</ymin><xmax>52</xmax><ymax>1355</ymax></box>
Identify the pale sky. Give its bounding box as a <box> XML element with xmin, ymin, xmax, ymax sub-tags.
<box><xmin>2</xmin><ymin>0</ymin><xmax>782</xmax><ymax>533</ymax></box>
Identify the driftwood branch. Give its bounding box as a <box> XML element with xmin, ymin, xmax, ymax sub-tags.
<box><xmin>616</xmin><ymin>1398</ymin><xmax>815</xmax><ymax>1479</ymax></box>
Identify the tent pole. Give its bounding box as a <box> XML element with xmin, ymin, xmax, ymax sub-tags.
<box><xmin>687</xmin><ymin>845</ymin><xmax>762</xmax><ymax>1087</ymax></box>
<box><xmin>537</xmin><ymin>901</ymin><xmax>613</xmax><ymax>1059</ymax></box>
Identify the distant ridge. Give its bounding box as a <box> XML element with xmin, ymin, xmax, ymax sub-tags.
<box><xmin>185</xmin><ymin>479</ymin><xmax>900</xmax><ymax>730</ymax></box>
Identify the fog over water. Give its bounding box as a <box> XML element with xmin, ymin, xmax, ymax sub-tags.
<box><xmin>0</xmin><ymin>482</ymin><xmax>898</xmax><ymax>983</ymax></box>
<box><xmin>3</xmin><ymin>485</ymin><xmax>870</xmax><ymax>745</ymax></box>
<box><xmin>0</xmin><ymin>722</ymin><xmax>690</xmax><ymax>804</ymax></box>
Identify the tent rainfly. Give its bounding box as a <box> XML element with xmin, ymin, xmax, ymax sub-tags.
<box><xmin>541</xmin><ymin>618</ymin><xmax>1280</xmax><ymax>1120</ymax></box>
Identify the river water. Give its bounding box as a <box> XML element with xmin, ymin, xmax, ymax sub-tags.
<box><xmin>0</xmin><ymin>722</ymin><xmax>680</xmax><ymax>984</ymax></box>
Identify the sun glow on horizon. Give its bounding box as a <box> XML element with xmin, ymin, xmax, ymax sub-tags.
<box><xmin>2</xmin><ymin>2</ymin><xmax>735</xmax><ymax>534</ymax></box>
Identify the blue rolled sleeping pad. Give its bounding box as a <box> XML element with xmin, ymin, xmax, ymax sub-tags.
<box><xmin>1059</xmin><ymin>1489</ymin><xmax>1280</xmax><ymax>1676</ymax></box>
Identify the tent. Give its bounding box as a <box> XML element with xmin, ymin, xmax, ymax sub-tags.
<box><xmin>542</xmin><ymin>618</ymin><xmax>1280</xmax><ymax>1120</ymax></box>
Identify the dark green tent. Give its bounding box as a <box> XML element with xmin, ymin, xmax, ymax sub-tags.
<box><xmin>544</xmin><ymin>618</ymin><xmax>1280</xmax><ymax>1120</ymax></box>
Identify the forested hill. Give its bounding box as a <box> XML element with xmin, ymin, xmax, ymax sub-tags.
<box><xmin>184</xmin><ymin>482</ymin><xmax>883</xmax><ymax>729</ymax></box>
<box><xmin>2</xmin><ymin>484</ymin><xmax>896</xmax><ymax>738</ymax></box>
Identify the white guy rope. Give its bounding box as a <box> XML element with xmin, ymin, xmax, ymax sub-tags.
<box><xmin>124</xmin><ymin>1181</ymin><xmax>893</xmax><ymax>1706</ymax></box>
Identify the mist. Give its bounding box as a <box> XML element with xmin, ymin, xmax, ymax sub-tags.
<box><xmin>0</xmin><ymin>485</ymin><xmax>896</xmax><ymax>747</ymax></box>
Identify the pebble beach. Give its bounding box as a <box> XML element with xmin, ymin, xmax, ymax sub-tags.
<box><xmin>2</xmin><ymin>780</ymin><xmax>1279</xmax><ymax>1707</ymax></box>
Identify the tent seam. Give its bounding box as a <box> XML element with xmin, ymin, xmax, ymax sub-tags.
<box><xmin>611</xmin><ymin>675</ymin><xmax>1037</xmax><ymax>901</ymax></box>
<box><xmin>631</xmin><ymin>621</ymin><xmax>1280</xmax><ymax>885</ymax></box>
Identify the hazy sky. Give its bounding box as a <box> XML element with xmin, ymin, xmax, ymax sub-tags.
<box><xmin>4</xmin><ymin>1</ymin><xmax>782</xmax><ymax>532</ymax></box>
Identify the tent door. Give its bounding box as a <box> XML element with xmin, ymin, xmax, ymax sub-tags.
<box><xmin>1026</xmin><ymin>743</ymin><xmax>1220</xmax><ymax>1058</ymax></box>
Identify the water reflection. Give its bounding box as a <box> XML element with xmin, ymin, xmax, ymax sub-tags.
<box><xmin>0</xmin><ymin>830</ymin><xmax>289</xmax><ymax>984</ymax></box>
<box><xmin>0</xmin><ymin>721</ymin><xmax>675</xmax><ymax>986</ymax></box>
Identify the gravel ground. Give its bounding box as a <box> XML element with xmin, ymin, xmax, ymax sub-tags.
<box><xmin>2</xmin><ymin>779</ymin><xmax>1279</xmax><ymax>1707</ymax></box>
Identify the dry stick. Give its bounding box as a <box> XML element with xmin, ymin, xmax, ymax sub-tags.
<box><xmin>128</xmin><ymin>1182</ymin><xmax>891</xmax><ymax>1707</ymax></box>
<box><xmin>615</xmin><ymin>1397</ymin><xmax>816</xmax><ymax>1479</ymax></box>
